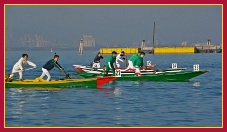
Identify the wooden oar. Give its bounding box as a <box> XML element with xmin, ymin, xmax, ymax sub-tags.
<box><xmin>5</xmin><ymin>67</ymin><xmax>37</xmax><ymax>82</ymax></box>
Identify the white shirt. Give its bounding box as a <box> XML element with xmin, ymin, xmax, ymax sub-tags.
<box><xmin>13</xmin><ymin>57</ymin><xmax>37</xmax><ymax>70</ymax></box>
<box><xmin>116</xmin><ymin>54</ymin><xmax>124</xmax><ymax>64</ymax></box>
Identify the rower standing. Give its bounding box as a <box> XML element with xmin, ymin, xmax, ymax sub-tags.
<box><xmin>8</xmin><ymin>54</ymin><xmax>37</xmax><ymax>81</ymax></box>
<box><xmin>39</xmin><ymin>54</ymin><xmax>64</xmax><ymax>81</ymax></box>
<box><xmin>134</xmin><ymin>52</ymin><xmax>146</xmax><ymax>76</ymax></box>
<box><xmin>92</xmin><ymin>52</ymin><xmax>104</xmax><ymax>68</ymax></box>
<box><xmin>125</xmin><ymin>52</ymin><xmax>141</xmax><ymax>71</ymax></box>
<box><xmin>115</xmin><ymin>51</ymin><xmax>125</xmax><ymax>68</ymax></box>
<box><xmin>104</xmin><ymin>51</ymin><xmax>117</xmax><ymax>76</ymax></box>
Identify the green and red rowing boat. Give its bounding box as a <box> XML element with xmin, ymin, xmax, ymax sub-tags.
<box><xmin>76</xmin><ymin>70</ymin><xmax>208</xmax><ymax>82</ymax></box>
<box><xmin>5</xmin><ymin>76</ymin><xmax>116</xmax><ymax>88</ymax></box>
<box><xmin>74</xmin><ymin>64</ymin><xmax>208</xmax><ymax>82</ymax></box>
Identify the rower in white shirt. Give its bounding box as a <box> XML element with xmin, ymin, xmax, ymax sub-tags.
<box><xmin>115</xmin><ymin>51</ymin><xmax>125</xmax><ymax>68</ymax></box>
<box><xmin>8</xmin><ymin>54</ymin><xmax>37</xmax><ymax>81</ymax></box>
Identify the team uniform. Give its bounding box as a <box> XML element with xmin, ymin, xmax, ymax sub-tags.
<box><xmin>105</xmin><ymin>55</ymin><xmax>116</xmax><ymax>76</ymax></box>
<box><xmin>115</xmin><ymin>53</ymin><xmax>125</xmax><ymax>68</ymax></box>
<box><xmin>9</xmin><ymin>57</ymin><xmax>37</xmax><ymax>79</ymax></box>
<box><xmin>92</xmin><ymin>55</ymin><xmax>104</xmax><ymax>68</ymax></box>
<box><xmin>134</xmin><ymin>56</ymin><xmax>144</xmax><ymax>76</ymax></box>
<box><xmin>40</xmin><ymin>59</ymin><xmax>62</xmax><ymax>81</ymax></box>
<box><xmin>125</xmin><ymin>54</ymin><xmax>139</xmax><ymax>71</ymax></box>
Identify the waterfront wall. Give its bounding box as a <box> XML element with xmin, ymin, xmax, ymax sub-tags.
<box><xmin>100</xmin><ymin>46</ymin><xmax>221</xmax><ymax>54</ymax></box>
<box><xmin>154</xmin><ymin>47</ymin><xmax>195</xmax><ymax>54</ymax></box>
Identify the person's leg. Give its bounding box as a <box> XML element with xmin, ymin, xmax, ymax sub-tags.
<box><xmin>135</xmin><ymin>67</ymin><xmax>142</xmax><ymax>76</ymax></box>
<box><xmin>46</xmin><ymin>71</ymin><xmax>51</xmax><ymax>81</ymax></box>
<box><xmin>40</xmin><ymin>68</ymin><xmax>51</xmax><ymax>81</ymax></box>
<box><xmin>105</xmin><ymin>66</ymin><xmax>110</xmax><ymax>76</ymax></box>
<box><xmin>9</xmin><ymin>74</ymin><xmax>14</xmax><ymax>79</ymax></box>
<box><xmin>19</xmin><ymin>71</ymin><xmax>23</xmax><ymax>80</ymax></box>
<box><xmin>92</xmin><ymin>63</ymin><xmax>96</xmax><ymax>68</ymax></box>
<box><xmin>40</xmin><ymin>68</ymin><xmax>46</xmax><ymax>78</ymax></box>
<box><xmin>135</xmin><ymin>67</ymin><xmax>140</xmax><ymax>73</ymax></box>
<box><xmin>125</xmin><ymin>60</ymin><xmax>131</xmax><ymax>70</ymax></box>
<box><xmin>129</xmin><ymin>61</ymin><xmax>134</xmax><ymax>68</ymax></box>
<box><xmin>116</xmin><ymin>63</ymin><xmax>120</xmax><ymax>68</ymax></box>
<box><xmin>9</xmin><ymin>68</ymin><xmax>17</xmax><ymax>78</ymax></box>
<box><xmin>112</xmin><ymin>68</ymin><xmax>116</xmax><ymax>76</ymax></box>
<box><xmin>97</xmin><ymin>63</ymin><xmax>101</xmax><ymax>68</ymax></box>
<box><xmin>125</xmin><ymin>60</ymin><xmax>133</xmax><ymax>70</ymax></box>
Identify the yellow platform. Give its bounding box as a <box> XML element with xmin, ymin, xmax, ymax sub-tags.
<box><xmin>100</xmin><ymin>47</ymin><xmax>139</xmax><ymax>54</ymax></box>
<box><xmin>154</xmin><ymin>47</ymin><xmax>195</xmax><ymax>54</ymax></box>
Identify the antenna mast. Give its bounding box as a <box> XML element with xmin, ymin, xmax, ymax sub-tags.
<box><xmin>153</xmin><ymin>21</ymin><xmax>155</xmax><ymax>48</ymax></box>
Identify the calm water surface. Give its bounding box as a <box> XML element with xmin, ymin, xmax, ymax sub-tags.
<box><xmin>5</xmin><ymin>50</ymin><xmax>222</xmax><ymax>127</ymax></box>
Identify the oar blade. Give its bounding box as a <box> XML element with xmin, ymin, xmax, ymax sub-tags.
<box><xmin>66</xmin><ymin>74</ymin><xmax>71</xmax><ymax>79</ymax></box>
<box><xmin>5</xmin><ymin>74</ymin><xmax>11</xmax><ymax>82</ymax></box>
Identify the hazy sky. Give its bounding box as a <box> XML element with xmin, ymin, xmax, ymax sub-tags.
<box><xmin>6</xmin><ymin>5</ymin><xmax>222</xmax><ymax>47</ymax></box>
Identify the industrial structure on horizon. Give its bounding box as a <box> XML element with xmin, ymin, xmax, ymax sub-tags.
<box><xmin>20</xmin><ymin>34</ymin><xmax>56</xmax><ymax>48</ymax></box>
<box><xmin>99</xmin><ymin>39</ymin><xmax>222</xmax><ymax>54</ymax></box>
<box><xmin>7</xmin><ymin>32</ymin><xmax>221</xmax><ymax>54</ymax></box>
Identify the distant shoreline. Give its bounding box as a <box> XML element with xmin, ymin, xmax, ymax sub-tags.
<box><xmin>5</xmin><ymin>47</ymin><xmax>100</xmax><ymax>51</ymax></box>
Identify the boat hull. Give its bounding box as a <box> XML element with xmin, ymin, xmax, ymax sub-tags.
<box><xmin>5</xmin><ymin>77</ymin><xmax>116</xmax><ymax>88</ymax></box>
<box><xmin>76</xmin><ymin>70</ymin><xmax>208</xmax><ymax>82</ymax></box>
<box><xmin>114</xmin><ymin>70</ymin><xmax>208</xmax><ymax>82</ymax></box>
<box><xmin>73</xmin><ymin>64</ymin><xmax>186</xmax><ymax>76</ymax></box>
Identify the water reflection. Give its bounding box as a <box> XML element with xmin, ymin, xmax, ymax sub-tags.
<box><xmin>97</xmin><ymin>87</ymin><xmax>122</xmax><ymax>97</ymax></box>
<box><xmin>133</xmin><ymin>81</ymin><xmax>144</xmax><ymax>86</ymax></box>
<box><xmin>192</xmin><ymin>81</ymin><xmax>201</xmax><ymax>87</ymax></box>
<box><xmin>6</xmin><ymin>88</ymin><xmax>62</xmax><ymax>126</ymax></box>
<box><xmin>113</xmin><ymin>88</ymin><xmax>122</xmax><ymax>96</ymax></box>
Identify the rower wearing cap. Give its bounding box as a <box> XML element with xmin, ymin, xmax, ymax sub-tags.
<box><xmin>104</xmin><ymin>51</ymin><xmax>117</xmax><ymax>76</ymax></box>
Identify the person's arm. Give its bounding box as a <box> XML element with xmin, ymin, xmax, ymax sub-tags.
<box><xmin>27</xmin><ymin>60</ymin><xmax>37</xmax><ymax>68</ymax></box>
<box><xmin>135</xmin><ymin>58</ymin><xmax>143</xmax><ymax>67</ymax></box>
<box><xmin>118</xmin><ymin>58</ymin><xmax>124</xmax><ymax>62</ymax></box>
<box><xmin>54</xmin><ymin>61</ymin><xmax>63</xmax><ymax>70</ymax></box>
<box><xmin>108</xmin><ymin>62</ymin><xmax>112</xmax><ymax>69</ymax></box>
<box><xmin>93</xmin><ymin>56</ymin><xmax>98</xmax><ymax>62</ymax></box>
<box><xmin>132</xmin><ymin>58</ymin><xmax>137</xmax><ymax>67</ymax></box>
<box><xmin>108</xmin><ymin>58</ymin><xmax>115</xmax><ymax>69</ymax></box>
<box><xmin>141</xmin><ymin>58</ymin><xmax>144</xmax><ymax>68</ymax></box>
<box><xmin>116</xmin><ymin>54</ymin><xmax>124</xmax><ymax>62</ymax></box>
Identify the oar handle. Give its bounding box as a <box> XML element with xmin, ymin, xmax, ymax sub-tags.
<box><xmin>5</xmin><ymin>67</ymin><xmax>37</xmax><ymax>82</ymax></box>
<box><xmin>10</xmin><ymin>67</ymin><xmax>37</xmax><ymax>75</ymax></box>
